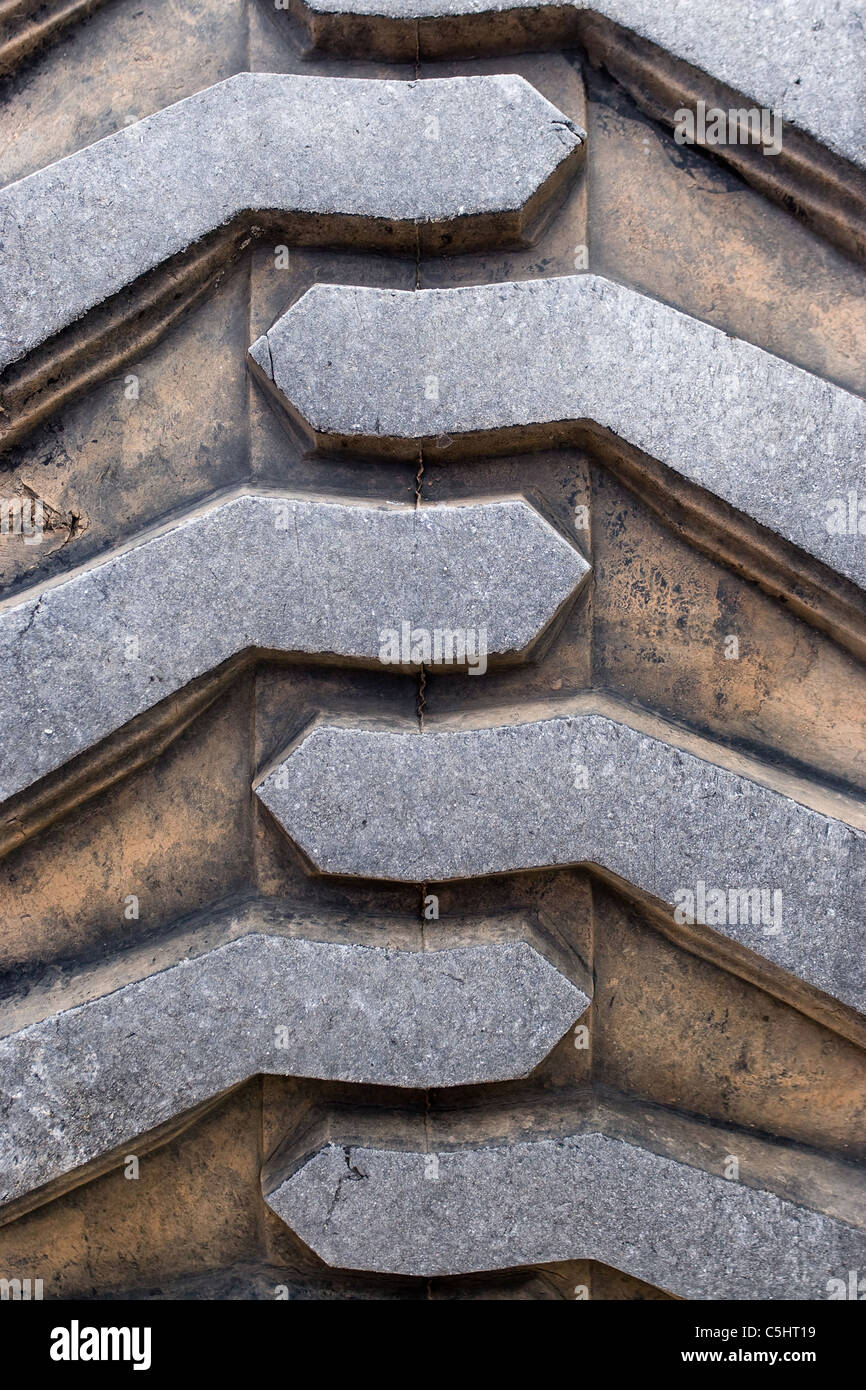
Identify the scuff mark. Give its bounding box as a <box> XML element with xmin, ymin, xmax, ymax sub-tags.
<box><xmin>323</xmin><ymin>1145</ymin><xmax>368</xmax><ymax>1227</ymax></box>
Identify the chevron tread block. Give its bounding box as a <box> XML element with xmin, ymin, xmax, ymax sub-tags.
<box><xmin>265</xmin><ymin>1101</ymin><xmax>866</xmax><ymax>1294</ymax></box>
<box><xmin>258</xmin><ymin>707</ymin><xmax>866</xmax><ymax>1015</ymax></box>
<box><xmin>0</xmin><ymin>906</ymin><xmax>587</xmax><ymax>1214</ymax></box>
<box><xmin>290</xmin><ymin>0</ymin><xmax>865</xmax><ymax>170</ymax></box>
<box><xmin>285</xmin><ymin>1</ymin><xmax>866</xmax><ymax>266</ymax></box>
<box><xmin>0</xmin><ymin>491</ymin><xmax>586</xmax><ymax>803</ymax></box>
<box><xmin>255</xmin><ymin>275</ymin><xmax>866</xmax><ymax>593</ymax></box>
<box><xmin>0</xmin><ymin>71</ymin><xmax>584</xmax><ymax>369</ymax></box>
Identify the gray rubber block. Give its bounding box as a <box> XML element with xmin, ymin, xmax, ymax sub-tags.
<box><xmin>0</xmin><ymin>906</ymin><xmax>588</xmax><ymax>1213</ymax></box>
<box><xmin>265</xmin><ymin>1104</ymin><xmax>866</xmax><ymax>1296</ymax></box>
<box><xmin>0</xmin><ymin>490</ymin><xmax>587</xmax><ymax>804</ymax></box>
<box><xmin>257</xmin><ymin>706</ymin><xmax>866</xmax><ymax>1016</ymax></box>
<box><xmin>254</xmin><ymin>274</ymin><xmax>866</xmax><ymax>593</ymax></box>
<box><xmin>0</xmin><ymin>71</ymin><xmax>584</xmax><ymax>368</ymax></box>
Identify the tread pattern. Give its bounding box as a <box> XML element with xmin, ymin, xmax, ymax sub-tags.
<box><xmin>258</xmin><ymin>706</ymin><xmax>866</xmax><ymax>1016</ymax></box>
<box><xmin>0</xmin><ymin>0</ymin><xmax>864</xmax><ymax>1303</ymax></box>
<box><xmin>0</xmin><ymin>72</ymin><xmax>583</xmax><ymax>368</ymax></box>
<box><xmin>0</xmin><ymin>492</ymin><xmax>587</xmax><ymax>800</ymax></box>
<box><xmin>266</xmin><ymin>1105</ymin><xmax>866</xmax><ymax>1294</ymax></box>
<box><xmin>0</xmin><ymin>905</ymin><xmax>587</xmax><ymax>1217</ymax></box>
<box><xmin>257</xmin><ymin>276</ymin><xmax>866</xmax><ymax>592</ymax></box>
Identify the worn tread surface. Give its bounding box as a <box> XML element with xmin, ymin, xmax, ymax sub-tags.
<box><xmin>0</xmin><ymin>0</ymin><xmax>864</xmax><ymax>1303</ymax></box>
